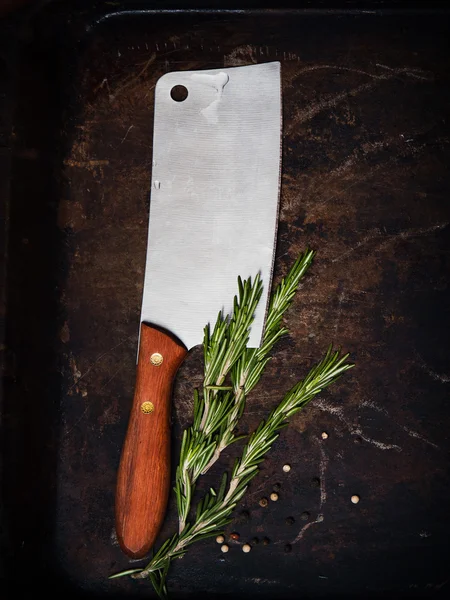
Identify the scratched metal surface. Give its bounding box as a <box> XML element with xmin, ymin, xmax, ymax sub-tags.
<box><xmin>2</xmin><ymin>4</ymin><xmax>450</xmax><ymax>598</ymax></box>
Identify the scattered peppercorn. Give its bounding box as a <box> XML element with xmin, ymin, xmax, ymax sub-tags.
<box><xmin>216</xmin><ymin>535</ymin><xmax>225</xmax><ymax>544</ymax></box>
<box><xmin>300</xmin><ymin>511</ymin><xmax>310</xmax><ymax>521</ymax></box>
<box><xmin>230</xmin><ymin>532</ymin><xmax>240</xmax><ymax>541</ymax></box>
<box><xmin>351</xmin><ymin>494</ymin><xmax>360</xmax><ymax>504</ymax></box>
<box><xmin>273</xmin><ymin>482</ymin><xmax>281</xmax><ymax>492</ymax></box>
<box><xmin>220</xmin><ymin>544</ymin><xmax>229</xmax><ymax>553</ymax></box>
<box><xmin>286</xmin><ymin>516</ymin><xmax>295</xmax><ymax>525</ymax></box>
<box><xmin>259</xmin><ymin>497</ymin><xmax>269</xmax><ymax>507</ymax></box>
<box><xmin>284</xmin><ymin>544</ymin><xmax>292</xmax><ymax>553</ymax></box>
<box><xmin>263</xmin><ymin>537</ymin><xmax>271</xmax><ymax>545</ymax></box>
<box><xmin>270</xmin><ymin>492</ymin><xmax>279</xmax><ymax>502</ymax></box>
<box><xmin>282</xmin><ymin>464</ymin><xmax>291</xmax><ymax>472</ymax></box>
<box><xmin>242</xmin><ymin>544</ymin><xmax>251</xmax><ymax>553</ymax></box>
<box><xmin>321</xmin><ymin>431</ymin><xmax>329</xmax><ymax>439</ymax></box>
<box><xmin>310</xmin><ymin>477</ymin><xmax>321</xmax><ymax>488</ymax></box>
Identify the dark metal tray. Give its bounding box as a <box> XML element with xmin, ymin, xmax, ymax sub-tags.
<box><xmin>1</xmin><ymin>2</ymin><xmax>450</xmax><ymax>598</ymax></box>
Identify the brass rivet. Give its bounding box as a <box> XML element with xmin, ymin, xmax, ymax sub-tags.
<box><xmin>141</xmin><ymin>401</ymin><xmax>154</xmax><ymax>414</ymax></box>
<box><xmin>150</xmin><ymin>352</ymin><xmax>163</xmax><ymax>366</ymax></box>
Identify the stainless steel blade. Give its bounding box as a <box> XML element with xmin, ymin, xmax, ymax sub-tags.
<box><xmin>141</xmin><ymin>62</ymin><xmax>281</xmax><ymax>350</ymax></box>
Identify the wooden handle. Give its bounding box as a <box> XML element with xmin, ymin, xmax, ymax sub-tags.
<box><xmin>115</xmin><ymin>323</ymin><xmax>187</xmax><ymax>558</ymax></box>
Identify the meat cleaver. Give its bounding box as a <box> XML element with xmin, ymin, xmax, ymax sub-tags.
<box><xmin>115</xmin><ymin>61</ymin><xmax>282</xmax><ymax>558</ymax></box>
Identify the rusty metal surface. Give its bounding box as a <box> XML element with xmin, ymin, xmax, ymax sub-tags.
<box><xmin>2</xmin><ymin>3</ymin><xmax>450</xmax><ymax>598</ymax></box>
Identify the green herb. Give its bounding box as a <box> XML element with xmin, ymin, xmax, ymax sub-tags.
<box><xmin>110</xmin><ymin>250</ymin><xmax>353</xmax><ymax>597</ymax></box>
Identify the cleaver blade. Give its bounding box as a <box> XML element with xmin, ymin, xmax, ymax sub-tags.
<box><xmin>116</xmin><ymin>62</ymin><xmax>282</xmax><ymax>559</ymax></box>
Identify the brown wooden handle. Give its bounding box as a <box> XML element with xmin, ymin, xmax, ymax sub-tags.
<box><xmin>115</xmin><ymin>323</ymin><xmax>187</xmax><ymax>558</ymax></box>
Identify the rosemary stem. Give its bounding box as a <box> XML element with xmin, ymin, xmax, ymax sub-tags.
<box><xmin>110</xmin><ymin>250</ymin><xmax>353</xmax><ymax>599</ymax></box>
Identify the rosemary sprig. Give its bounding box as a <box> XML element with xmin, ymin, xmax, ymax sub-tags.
<box><xmin>176</xmin><ymin>250</ymin><xmax>314</xmax><ymax>532</ymax></box>
<box><xmin>110</xmin><ymin>251</ymin><xmax>354</xmax><ymax>598</ymax></box>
